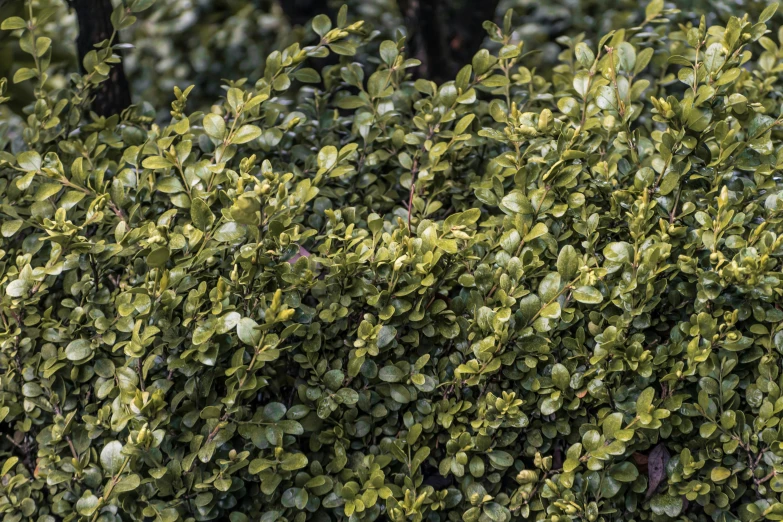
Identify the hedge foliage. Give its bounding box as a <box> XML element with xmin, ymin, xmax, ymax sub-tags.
<box><xmin>5</xmin><ymin>1</ymin><xmax>783</xmax><ymax>521</ymax></box>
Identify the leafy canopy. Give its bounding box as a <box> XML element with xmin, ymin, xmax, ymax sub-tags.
<box><xmin>4</xmin><ymin>1</ymin><xmax>783</xmax><ymax>522</ymax></box>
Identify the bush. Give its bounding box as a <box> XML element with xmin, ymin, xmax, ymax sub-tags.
<box><xmin>4</xmin><ymin>1</ymin><xmax>783</xmax><ymax>521</ymax></box>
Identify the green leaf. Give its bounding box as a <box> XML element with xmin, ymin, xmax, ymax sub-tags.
<box><xmin>13</xmin><ymin>67</ymin><xmax>37</xmax><ymax>83</ymax></box>
<box><xmin>575</xmin><ymin>42</ymin><xmax>595</xmax><ymax>68</ymax></box>
<box><xmin>203</xmin><ymin>113</ymin><xmax>226</xmax><ymax>140</ymax></box>
<box><xmin>760</xmin><ymin>2</ymin><xmax>778</xmax><ymax>22</ymax></box>
<box><xmin>487</xmin><ymin>451</ymin><xmax>513</xmax><ymax>469</ymax></box>
<box><xmin>610</xmin><ymin>461</ymin><xmax>639</xmax><ymax>482</ymax></box>
<box><xmin>17</xmin><ymin>151</ymin><xmax>41</xmax><ymax>171</ymax></box>
<box><xmin>1</xmin><ymin>17</ymin><xmax>26</xmax><ymax>30</ymax></box>
<box><xmin>538</xmin><ymin>273</ymin><xmax>562</xmax><ymax>301</ymax></box>
<box><xmin>129</xmin><ymin>0</ymin><xmax>156</xmax><ymax>12</ymax></box>
<box><xmin>557</xmin><ymin>245</ymin><xmax>579</xmax><ymax>279</ymax></box>
<box><xmin>711</xmin><ymin>467</ymin><xmax>731</xmax><ymax>482</ymax></box>
<box><xmin>539</xmin><ymin>302</ymin><xmax>561</xmax><ymax>319</ymax></box>
<box><xmin>76</xmin><ymin>494</ymin><xmax>100</xmax><ymax>516</ymax></box>
<box><xmin>540</xmin><ymin>396</ymin><xmax>562</xmax><ymax>415</ymax></box>
<box><xmin>192</xmin><ymin>320</ymin><xmax>216</xmax><ymax>345</ymax></box>
<box><xmin>217</xmin><ymin>312</ymin><xmax>241</xmax><ymax>334</ymax></box>
<box><xmin>293</xmin><ymin>68</ymin><xmax>321</xmax><ymax>83</ymax></box>
<box><xmin>379</xmin><ymin>365</ymin><xmax>405</xmax><ymax>383</ymax></box>
<box><xmin>100</xmin><ymin>441</ymin><xmax>125</xmax><ymax>474</ymax></box>
<box><xmin>573</xmin><ymin>71</ymin><xmax>590</xmax><ymax>98</ymax></box>
<box><xmin>36</xmin><ymin>37</ymin><xmax>51</xmax><ymax>57</ymax></box>
<box><xmin>2</xmin><ymin>456</ymin><xmax>18</xmax><ymax>475</ymax></box>
<box><xmin>636</xmin><ymin>387</ymin><xmax>655</xmax><ymax>413</ymax></box>
<box><xmin>191</xmin><ymin>198</ymin><xmax>215</xmax><ymax>231</ymax></box>
<box><xmin>501</xmin><ymin>191</ymin><xmax>533</xmax><ymax>214</ymax></box>
<box><xmin>238</xmin><ymin>318</ymin><xmax>261</xmax><ymax>346</ymax></box>
<box><xmin>6</xmin><ymin>279</ymin><xmax>30</xmax><ymax>297</ymax></box>
<box><xmin>281</xmin><ymin>453</ymin><xmax>308</xmax><ymax>471</ymax></box>
<box><xmin>232</xmin><ymin>125</ymin><xmax>262</xmax><ymax>144</ymax></box>
<box><xmin>157</xmin><ymin>176</ymin><xmax>185</xmax><ymax>193</ymax></box>
<box><xmin>317</xmin><ymin>145</ymin><xmax>338</xmax><ymax>172</ymax></box>
<box><xmin>573</xmin><ymin>286</ymin><xmax>602</xmax><ymax>304</ymax></box>
<box><xmin>312</xmin><ymin>15</ymin><xmax>331</xmax><ymax>36</ymax></box>
<box><xmin>455</xmin><ymin>114</ymin><xmax>475</xmax><ymax>134</ymax></box>
<box><xmin>524</xmin><ymin>222</ymin><xmax>548</xmax><ymax>242</ymax></box>
<box><xmin>603</xmin><ymin>413</ymin><xmax>623</xmax><ymax>439</ymax></box>
<box><xmin>146</xmin><ymin>246</ymin><xmax>170</xmax><ymax>268</ymax></box>
<box><xmin>214</xmin><ymin>222</ymin><xmax>245</xmax><ymax>242</ymax></box>
<box><xmin>596</xmin><ymin>86</ymin><xmax>616</xmax><ymax>110</ymax></box>
<box><xmin>328</xmin><ymin>42</ymin><xmax>356</xmax><ymax>56</ymax></box>
<box><xmin>551</xmin><ymin>363</ymin><xmax>570</xmax><ymax>390</ymax></box>
<box><xmin>1</xmin><ymin>219</ymin><xmax>23</xmax><ymax>237</ymax></box>
<box><xmin>114</xmin><ymin>474</ymin><xmax>141</xmax><ymax>492</ymax></box>
<box><xmin>650</xmin><ymin>495</ymin><xmax>683</xmax><ymax>517</ymax></box>
<box><xmin>379</xmin><ymin>41</ymin><xmax>399</xmax><ymax>65</ymax></box>
<box><xmin>273</xmin><ymin>75</ymin><xmax>291</xmax><ymax>92</ymax></box>
<box><xmin>65</xmin><ymin>339</ymin><xmax>92</xmax><ymax>361</ymax></box>
<box><xmin>142</xmin><ymin>156</ymin><xmax>173</xmax><ymax>170</ymax></box>
<box><xmin>645</xmin><ymin>0</ymin><xmax>663</xmax><ymax>19</ymax></box>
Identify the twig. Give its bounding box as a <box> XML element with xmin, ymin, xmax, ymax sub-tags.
<box><xmin>52</xmin><ymin>403</ymin><xmax>79</xmax><ymax>460</ymax></box>
<box><xmin>5</xmin><ymin>434</ymin><xmax>36</xmax><ymax>476</ymax></box>
<box><xmin>137</xmin><ymin>358</ymin><xmax>145</xmax><ymax>392</ymax></box>
<box><xmin>756</xmin><ymin>469</ymin><xmax>776</xmax><ymax>486</ymax></box>
<box><xmin>407</xmin><ymin>179</ymin><xmax>416</xmax><ymax>233</ymax></box>
<box><xmin>205</xmin><ymin>412</ymin><xmax>231</xmax><ymax>444</ymax></box>
<box><xmin>669</xmin><ymin>186</ymin><xmax>681</xmax><ymax>225</ymax></box>
<box><xmin>406</xmin><ymin>127</ymin><xmax>435</xmax><ymax>234</ymax></box>
<box><xmin>66</xmin><ymin>436</ymin><xmax>79</xmax><ymax>461</ymax></box>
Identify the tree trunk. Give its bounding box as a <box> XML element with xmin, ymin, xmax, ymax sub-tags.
<box><xmin>397</xmin><ymin>0</ymin><xmax>501</xmax><ymax>84</ymax></box>
<box><xmin>398</xmin><ymin>0</ymin><xmax>448</xmax><ymax>82</ymax></box>
<box><xmin>279</xmin><ymin>0</ymin><xmax>333</xmax><ymax>27</ymax></box>
<box><xmin>71</xmin><ymin>0</ymin><xmax>131</xmax><ymax>117</ymax></box>
<box><xmin>450</xmin><ymin>0</ymin><xmax>501</xmax><ymax>69</ymax></box>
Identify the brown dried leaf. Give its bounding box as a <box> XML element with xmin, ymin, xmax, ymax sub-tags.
<box><xmin>552</xmin><ymin>439</ymin><xmax>563</xmax><ymax>470</ymax></box>
<box><xmin>632</xmin><ymin>451</ymin><xmax>649</xmax><ymax>473</ymax></box>
<box><xmin>287</xmin><ymin>246</ymin><xmax>311</xmax><ymax>263</ymax></box>
<box><xmin>646</xmin><ymin>443</ymin><xmax>670</xmax><ymax>499</ymax></box>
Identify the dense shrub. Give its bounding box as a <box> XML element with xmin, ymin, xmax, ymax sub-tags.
<box><xmin>2</xmin><ymin>0</ymin><xmax>775</xmax><ymax>120</ymax></box>
<box><xmin>5</xmin><ymin>1</ymin><xmax>783</xmax><ymax>521</ymax></box>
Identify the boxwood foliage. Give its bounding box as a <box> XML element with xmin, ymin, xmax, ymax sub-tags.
<box><xmin>4</xmin><ymin>1</ymin><xmax>783</xmax><ymax>521</ymax></box>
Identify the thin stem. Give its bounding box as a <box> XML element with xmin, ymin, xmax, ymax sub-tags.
<box><xmin>91</xmin><ymin>456</ymin><xmax>131</xmax><ymax>522</ymax></box>
<box><xmin>27</xmin><ymin>1</ymin><xmax>44</xmax><ymax>96</ymax></box>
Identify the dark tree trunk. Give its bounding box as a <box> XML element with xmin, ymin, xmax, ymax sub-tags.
<box><xmin>279</xmin><ymin>0</ymin><xmax>333</xmax><ymax>27</ymax></box>
<box><xmin>450</xmin><ymin>0</ymin><xmax>501</xmax><ymax>68</ymax></box>
<box><xmin>71</xmin><ymin>0</ymin><xmax>131</xmax><ymax>117</ymax></box>
<box><xmin>398</xmin><ymin>0</ymin><xmax>501</xmax><ymax>84</ymax></box>
<box><xmin>398</xmin><ymin>0</ymin><xmax>448</xmax><ymax>82</ymax></box>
